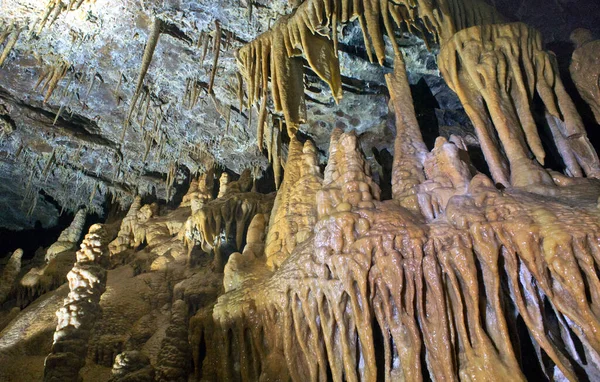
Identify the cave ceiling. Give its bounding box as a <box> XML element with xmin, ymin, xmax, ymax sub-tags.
<box><xmin>0</xmin><ymin>0</ymin><xmax>598</xmax><ymax>230</ymax></box>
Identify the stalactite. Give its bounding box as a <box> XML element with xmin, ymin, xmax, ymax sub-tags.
<box><xmin>35</xmin><ymin>0</ymin><xmax>92</xmax><ymax>36</ymax></box>
<box><xmin>439</xmin><ymin>22</ymin><xmax>600</xmax><ymax>186</ymax></box>
<box><xmin>125</xmin><ymin>17</ymin><xmax>163</xmax><ymax>134</ymax></box>
<box><xmin>42</xmin><ymin>148</ymin><xmax>56</xmax><ymax>178</ymax></box>
<box><xmin>201</xmin><ymin>31</ymin><xmax>212</xmax><ymax>64</ymax></box>
<box><xmin>0</xmin><ymin>26</ymin><xmax>20</xmax><ymax>67</ymax></box>
<box><xmin>207</xmin><ymin>20</ymin><xmax>222</xmax><ymax>95</ymax></box>
<box><xmin>34</xmin><ymin>60</ymin><xmax>69</xmax><ymax>103</ymax></box>
<box><xmin>237</xmin><ymin>0</ymin><xmax>502</xmax><ymax>132</ymax></box>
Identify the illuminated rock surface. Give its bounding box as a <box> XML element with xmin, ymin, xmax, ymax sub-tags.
<box><xmin>1</xmin><ymin>0</ymin><xmax>600</xmax><ymax>381</ymax></box>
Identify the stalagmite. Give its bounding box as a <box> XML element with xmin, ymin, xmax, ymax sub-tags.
<box><xmin>223</xmin><ymin>213</ymin><xmax>269</xmax><ymax>292</ymax></box>
<box><xmin>154</xmin><ymin>300</ymin><xmax>191</xmax><ymax>381</ymax></box>
<box><xmin>439</xmin><ymin>22</ymin><xmax>600</xmax><ymax>186</ymax></box>
<box><xmin>264</xmin><ymin>136</ymin><xmax>322</xmax><ymax>269</ymax></box>
<box><xmin>109</xmin><ymin>196</ymin><xmax>143</xmax><ymax>255</ymax></box>
<box><xmin>45</xmin><ymin>208</ymin><xmax>87</xmax><ymax>261</ymax></box>
<box><xmin>181</xmin><ymin>168</ymin><xmax>215</xmax><ymax>214</ymax></box>
<box><xmin>44</xmin><ymin>224</ymin><xmax>109</xmax><ymax>382</ymax></box>
<box><xmin>386</xmin><ymin>54</ymin><xmax>428</xmax><ymax>211</ymax></box>
<box><xmin>109</xmin><ymin>351</ymin><xmax>154</xmax><ymax>382</ymax></box>
<box><xmin>570</xmin><ymin>28</ymin><xmax>600</xmax><ymax>125</ymax></box>
<box><xmin>0</xmin><ymin>248</ymin><xmax>23</xmax><ymax>305</ymax></box>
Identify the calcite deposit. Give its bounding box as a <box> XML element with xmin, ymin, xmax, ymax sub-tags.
<box><xmin>1</xmin><ymin>0</ymin><xmax>600</xmax><ymax>381</ymax></box>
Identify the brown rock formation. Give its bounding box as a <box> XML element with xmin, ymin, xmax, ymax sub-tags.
<box><xmin>570</xmin><ymin>29</ymin><xmax>600</xmax><ymax>125</ymax></box>
<box><xmin>265</xmin><ymin>136</ymin><xmax>322</xmax><ymax>269</ymax></box>
<box><xmin>2</xmin><ymin>1</ymin><xmax>600</xmax><ymax>381</ymax></box>
<box><xmin>439</xmin><ymin>22</ymin><xmax>600</xmax><ymax>186</ymax></box>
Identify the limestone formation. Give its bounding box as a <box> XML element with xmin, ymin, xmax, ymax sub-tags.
<box><xmin>0</xmin><ymin>248</ymin><xmax>22</xmax><ymax>305</ymax></box>
<box><xmin>109</xmin><ymin>196</ymin><xmax>143</xmax><ymax>256</ymax></box>
<box><xmin>1</xmin><ymin>1</ymin><xmax>600</xmax><ymax>381</ymax></box>
<box><xmin>44</xmin><ymin>224</ymin><xmax>109</xmax><ymax>382</ymax></box>
<box><xmin>439</xmin><ymin>22</ymin><xmax>600</xmax><ymax>186</ymax></box>
<box><xmin>238</xmin><ymin>0</ymin><xmax>502</xmax><ymax>136</ymax></box>
<box><xmin>264</xmin><ymin>136</ymin><xmax>322</xmax><ymax>269</ymax></box>
<box><xmin>45</xmin><ymin>208</ymin><xmax>87</xmax><ymax>261</ymax></box>
<box><xmin>154</xmin><ymin>300</ymin><xmax>191</xmax><ymax>382</ymax></box>
<box><xmin>180</xmin><ymin>168</ymin><xmax>215</xmax><ymax>214</ymax></box>
<box><xmin>570</xmin><ymin>29</ymin><xmax>600</xmax><ymax>125</ymax></box>
<box><xmin>109</xmin><ymin>351</ymin><xmax>154</xmax><ymax>382</ymax></box>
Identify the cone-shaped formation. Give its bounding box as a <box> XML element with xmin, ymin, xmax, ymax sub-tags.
<box><xmin>387</xmin><ymin>54</ymin><xmax>428</xmax><ymax>211</ymax></box>
<box><xmin>439</xmin><ymin>22</ymin><xmax>600</xmax><ymax>186</ymax></box>
<box><xmin>0</xmin><ymin>248</ymin><xmax>22</xmax><ymax>305</ymax></box>
<box><xmin>44</xmin><ymin>224</ymin><xmax>109</xmax><ymax>382</ymax></box>
<box><xmin>109</xmin><ymin>196</ymin><xmax>143</xmax><ymax>255</ymax></box>
<box><xmin>237</xmin><ymin>0</ymin><xmax>502</xmax><ymax>134</ymax></box>
<box><xmin>45</xmin><ymin>209</ymin><xmax>87</xmax><ymax>261</ymax></box>
<box><xmin>265</xmin><ymin>136</ymin><xmax>323</xmax><ymax>269</ymax></box>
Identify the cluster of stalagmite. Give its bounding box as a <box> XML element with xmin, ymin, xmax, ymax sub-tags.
<box><xmin>16</xmin><ymin>210</ymin><xmax>88</xmax><ymax>307</ymax></box>
<box><xmin>180</xmin><ymin>168</ymin><xmax>215</xmax><ymax>214</ymax></box>
<box><xmin>44</xmin><ymin>224</ymin><xmax>109</xmax><ymax>382</ymax></box>
<box><xmin>184</xmin><ymin>2</ymin><xmax>600</xmax><ymax>380</ymax></box>
<box><xmin>202</xmin><ymin>120</ymin><xmax>600</xmax><ymax>380</ymax></box>
<box><xmin>183</xmin><ymin>169</ymin><xmax>275</xmax><ymax>270</ymax></box>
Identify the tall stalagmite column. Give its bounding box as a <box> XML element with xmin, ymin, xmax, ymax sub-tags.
<box><xmin>43</xmin><ymin>224</ymin><xmax>109</xmax><ymax>382</ymax></box>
